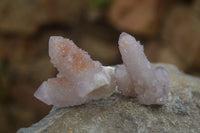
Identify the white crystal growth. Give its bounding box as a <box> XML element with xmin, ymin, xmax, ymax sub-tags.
<box><xmin>116</xmin><ymin>32</ymin><xmax>171</xmax><ymax>105</ymax></box>
<box><xmin>34</xmin><ymin>36</ymin><xmax>115</xmax><ymax>107</ymax></box>
<box><xmin>115</xmin><ymin>64</ymin><xmax>136</xmax><ymax>97</ymax></box>
<box><xmin>34</xmin><ymin>33</ymin><xmax>171</xmax><ymax>107</ymax></box>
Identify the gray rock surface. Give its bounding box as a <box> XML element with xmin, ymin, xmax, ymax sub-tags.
<box><xmin>17</xmin><ymin>64</ymin><xmax>200</xmax><ymax>133</ymax></box>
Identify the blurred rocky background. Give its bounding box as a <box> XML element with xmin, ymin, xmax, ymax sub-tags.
<box><xmin>0</xmin><ymin>0</ymin><xmax>200</xmax><ymax>132</ymax></box>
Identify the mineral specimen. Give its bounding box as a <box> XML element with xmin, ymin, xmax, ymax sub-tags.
<box><xmin>115</xmin><ymin>32</ymin><xmax>171</xmax><ymax>105</ymax></box>
<box><xmin>34</xmin><ymin>32</ymin><xmax>171</xmax><ymax>106</ymax></box>
<box><xmin>34</xmin><ymin>36</ymin><xmax>115</xmax><ymax>107</ymax></box>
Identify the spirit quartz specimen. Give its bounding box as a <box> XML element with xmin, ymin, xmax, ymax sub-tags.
<box><xmin>34</xmin><ymin>33</ymin><xmax>171</xmax><ymax>106</ymax></box>
<box><xmin>34</xmin><ymin>36</ymin><xmax>115</xmax><ymax>107</ymax></box>
<box><xmin>115</xmin><ymin>33</ymin><xmax>171</xmax><ymax>105</ymax></box>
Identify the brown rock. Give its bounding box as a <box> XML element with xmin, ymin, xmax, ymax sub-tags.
<box><xmin>193</xmin><ymin>0</ymin><xmax>200</xmax><ymax>13</ymax></box>
<box><xmin>162</xmin><ymin>4</ymin><xmax>200</xmax><ymax>69</ymax></box>
<box><xmin>0</xmin><ymin>0</ymin><xmax>86</xmax><ymax>35</ymax></box>
<box><xmin>79</xmin><ymin>31</ymin><xmax>120</xmax><ymax>65</ymax></box>
<box><xmin>145</xmin><ymin>41</ymin><xmax>185</xmax><ymax>70</ymax></box>
<box><xmin>108</xmin><ymin>0</ymin><xmax>172</xmax><ymax>36</ymax></box>
<box><xmin>0</xmin><ymin>106</ymin><xmax>10</xmax><ymax>133</ymax></box>
<box><xmin>17</xmin><ymin>64</ymin><xmax>200</xmax><ymax>133</ymax></box>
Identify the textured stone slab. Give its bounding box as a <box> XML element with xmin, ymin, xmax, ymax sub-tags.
<box><xmin>17</xmin><ymin>64</ymin><xmax>200</xmax><ymax>133</ymax></box>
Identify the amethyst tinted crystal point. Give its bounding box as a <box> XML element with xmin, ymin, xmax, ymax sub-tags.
<box><xmin>115</xmin><ymin>64</ymin><xmax>136</xmax><ymax>97</ymax></box>
<box><xmin>116</xmin><ymin>32</ymin><xmax>171</xmax><ymax>105</ymax></box>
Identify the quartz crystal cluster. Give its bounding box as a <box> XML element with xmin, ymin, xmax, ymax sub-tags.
<box><xmin>34</xmin><ymin>33</ymin><xmax>171</xmax><ymax>106</ymax></box>
<box><xmin>115</xmin><ymin>33</ymin><xmax>171</xmax><ymax>105</ymax></box>
<box><xmin>34</xmin><ymin>37</ymin><xmax>116</xmax><ymax>107</ymax></box>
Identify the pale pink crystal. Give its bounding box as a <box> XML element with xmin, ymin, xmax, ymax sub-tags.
<box><xmin>115</xmin><ymin>64</ymin><xmax>136</xmax><ymax>97</ymax></box>
<box><xmin>116</xmin><ymin>32</ymin><xmax>171</xmax><ymax>105</ymax></box>
<box><xmin>34</xmin><ymin>36</ymin><xmax>115</xmax><ymax>107</ymax></box>
<box><xmin>35</xmin><ymin>33</ymin><xmax>170</xmax><ymax>106</ymax></box>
